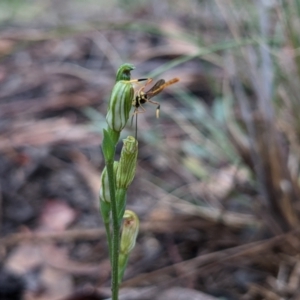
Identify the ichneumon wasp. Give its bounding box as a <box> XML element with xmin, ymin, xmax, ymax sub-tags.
<box><xmin>132</xmin><ymin>77</ymin><xmax>179</xmax><ymax>118</ymax></box>
<box><xmin>130</xmin><ymin>77</ymin><xmax>179</xmax><ymax>139</ymax></box>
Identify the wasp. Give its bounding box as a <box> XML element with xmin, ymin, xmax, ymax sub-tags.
<box><xmin>132</xmin><ymin>77</ymin><xmax>180</xmax><ymax>118</ymax></box>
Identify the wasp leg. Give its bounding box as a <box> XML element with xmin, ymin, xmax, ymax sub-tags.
<box><xmin>128</xmin><ymin>78</ymin><xmax>147</xmax><ymax>83</ymax></box>
<box><xmin>138</xmin><ymin>78</ymin><xmax>153</xmax><ymax>93</ymax></box>
<box><xmin>131</xmin><ymin>105</ymin><xmax>146</xmax><ymax>128</ymax></box>
<box><xmin>133</xmin><ymin>103</ymin><xmax>146</xmax><ymax>115</ymax></box>
<box><xmin>148</xmin><ymin>100</ymin><xmax>160</xmax><ymax>118</ymax></box>
<box><xmin>128</xmin><ymin>78</ymin><xmax>153</xmax><ymax>90</ymax></box>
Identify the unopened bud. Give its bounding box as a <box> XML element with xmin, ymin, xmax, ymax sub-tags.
<box><xmin>116</xmin><ymin>63</ymin><xmax>135</xmax><ymax>81</ymax></box>
<box><xmin>120</xmin><ymin>210</ymin><xmax>139</xmax><ymax>254</ymax></box>
<box><xmin>99</xmin><ymin>162</ymin><xmax>118</xmax><ymax>203</ymax></box>
<box><xmin>106</xmin><ymin>81</ymin><xmax>133</xmax><ymax>132</ymax></box>
<box><xmin>116</xmin><ymin>136</ymin><xmax>138</xmax><ymax>189</ymax></box>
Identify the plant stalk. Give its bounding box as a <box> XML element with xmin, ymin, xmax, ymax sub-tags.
<box><xmin>106</xmin><ymin>160</ymin><xmax>120</xmax><ymax>300</ymax></box>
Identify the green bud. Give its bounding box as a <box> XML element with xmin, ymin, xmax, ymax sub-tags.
<box><xmin>99</xmin><ymin>162</ymin><xmax>118</xmax><ymax>203</ymax></box>
<box><xmin>116</xmin><ymin>63</ymin><xmax>135</xmax><ymax>81</ymax></box>
<box><xmin>106</xmin><ymin>81</ymin><xmax>134</xmax><ymax>133</ymax></box>
<box><xmin>116</xmin><ymin>136</ymin><xmax>138</xmax><ymax>189</ymax></box>
<box><xmin>120</xmin><ymin>210</ymin><xmax>139</xmax><ymax>254</ymax></box>
<box><xmin>118</xmin><ymin>209</ymin><xmax>139</xmax><ymax>283</ymax></box>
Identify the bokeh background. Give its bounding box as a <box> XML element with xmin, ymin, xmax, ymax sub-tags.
<box><xmin>1</xmin><ymin>1</ymin><xmax>300</xmax><ymax>299</ymax></box>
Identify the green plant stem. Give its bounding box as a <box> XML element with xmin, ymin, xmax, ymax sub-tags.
<box><xmin>106</xmin><ymin>159</ymin><xmax>120</xmax><ymax>300</ymax></box>
<box><xmin>104</xmin><ymin>221</ymin><xmax>112</xmax><ymax>261</ymax></box>
<box><xmin>116</xmin><ymin>188</ymin><xmax>127</xmax><ymax>222</ymax></box>
<box><xmin>108</xmin><ymin>128</ymin><xmax>120</xmax><ymax>145</ymax></box>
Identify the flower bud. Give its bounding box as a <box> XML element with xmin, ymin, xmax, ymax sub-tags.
<box><xmin>106</xmin><ymin>81</ymin><xmax>134</xmax><ymax>132</ymax></box>
<box><xmin>115</xmin><ymin>63</ymin><xmax>135</xmax><ymax>81</ymax></box>
<box><xmin>116</xmin><ymin>136</ymin><xmax>138</xmax><ymax>189</ymax></box>
<box><xmin>120</xmin><ymin>210</ymin><xmax>139</xmax><ymax>254</ymax></box>
<box><xmin>99</xmin><ymin>162</ymin><xmax>118</xmax><ymax>203</ymax></box>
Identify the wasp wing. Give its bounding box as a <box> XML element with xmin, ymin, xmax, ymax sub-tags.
<box><xmin>145</xmin><ymin>79</ymin><xmax>166</xmax><ymax>99</ymax></box>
